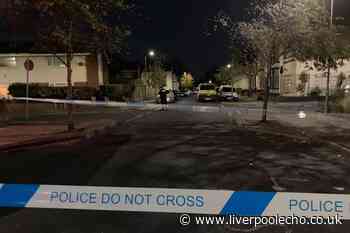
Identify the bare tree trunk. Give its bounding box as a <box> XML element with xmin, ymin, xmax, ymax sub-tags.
<box><xmin>262</xmin><ymin>64</ymin><xmax>271</xmax><ymax>122</ymax></box>
<box><xmin>67</xmin><ymin>54</ymin><xmax>74</xmax><ymax>131</ymax></box>
<box><xmin>324</xmin><ymin>63</ymin><xmax>331</xmax><ymax>114</ymax></box>
<box><xmin>66</xmin><ymin>20</ymin><xmax>74</xmax><ymax>131</ymax></box>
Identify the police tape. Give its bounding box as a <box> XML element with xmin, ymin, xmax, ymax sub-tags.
<box><xmin>13</xmin><ymin>97</ymin><xmax>298</xmax><ymax>114</ymax></box>
<box><xmin>0</xmin><ymin>184</ymin><xmax>349</xmax><ymax>219</ymax></box>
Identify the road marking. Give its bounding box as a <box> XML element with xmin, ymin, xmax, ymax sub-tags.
<box><xmin>0</xmin><ymin>184</ymin><xmax>349</xmax><ymax>219</ymax></box>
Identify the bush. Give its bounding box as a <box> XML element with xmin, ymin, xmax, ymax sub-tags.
<box><xmin>9</xmin><ymin>83</ymin><xmax>136</xmax><ymax>101</ymax></box>
<box><xmin>8</xmin><ymin>83</ymin><xmax>97</xmax><ymax>100</ymax></box>
<box><xmin>331</xmin><ymin>90</ymin><xmax>349</xmax><ymax>113</ymax></box>
<box><xmin>73</xmin><ymin>87</ymin><xmax>97</xmax><ymax>100</ymax></box>
<box><xmin>100</xmin><ymin>84</ymin><xmax>134</xmax><ymax>101</ymax></box>
<box><xmin>309</xmin><ymin>87</ymin><xmax>322</xmax><ymax>97</ymax></box>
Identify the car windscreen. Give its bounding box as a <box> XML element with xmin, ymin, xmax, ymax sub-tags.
<box><xmin>200</xmin><ymin>85</ymin><xmax>215</xmax><ymax>90</ymax></box>
<box><xmin>222</xmin><ymin>87</ymin><xmax>233</xmax><ymax>92</ymax></box>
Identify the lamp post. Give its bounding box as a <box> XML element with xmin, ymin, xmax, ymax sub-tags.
<box><xmin>331</xmin><ymin>0</ymin><xmax>334</xmax><ymax>25</ymax></box>
<box><xmin>226</xmin><ymin>64</ymin><xmax>234</xmax><ymax>89</ymax></box>
<box><xmin>145</xmin><ymin>50</ymin><xmax>155</xmax><ymax>71</ymax></box>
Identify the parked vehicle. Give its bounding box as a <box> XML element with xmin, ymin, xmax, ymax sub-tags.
<box><xmin>218</xmin><ymin>85</ymin><xmax>239</xmax><ymax>101</ymax></box>
<box><xmin>185</xmin><ymin>90</ymin><xmax>192</xmax><ymax>96</ymax></box>
<box><xmin>174</xmin><ymin>90</ymin><xmax>186</xmax><ymax>98</ymax></box>
<box><xmin>196</xmin><ymin>83</ymin><xmax>217</xmax><ymax>102</ymax></box>
<box><xmin>156</xmin><ymin>89</ymin><xmax>176</xmax><ymax>104</ymax></box>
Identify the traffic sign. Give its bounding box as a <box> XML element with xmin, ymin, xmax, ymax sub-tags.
<box><xmin>24</xmin><ymin>59</ymin><xmax>34</xmax><ymax>71</ymax></box>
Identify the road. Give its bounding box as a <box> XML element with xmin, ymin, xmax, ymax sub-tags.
<box><xmin>0</xmin><ymin>97</ymin><xmax>349</xmax><ymax>233</ymax></box>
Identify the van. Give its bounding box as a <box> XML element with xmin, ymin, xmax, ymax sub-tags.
<box><xmin>196</xmin><ymin>83</ymin><xmax>217</xmax><ymax>102</ymax></box>
<box><xmin>218</xmin><ymin>85</ymin><xmax>239</xmax><ymax>101</ymax></box>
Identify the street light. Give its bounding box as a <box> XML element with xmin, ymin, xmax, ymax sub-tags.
<box><xmin>226</xmin><ymin>64</ymin><xmax>232</xmax><ymax>69</ymax></box>
<box><xmin>331</xmin><ymin>0</ymin><xmax>334</xmax><ymax>25</ymax></box>
<box><xmin>149</xmin><ymin>50</ymin><xmax>155</xmax><ymax>57</ymax></box>
<box><xmin>145</xmin><ymin>50</ymin><xmax>156</xmax><ymax>71</ymax></box>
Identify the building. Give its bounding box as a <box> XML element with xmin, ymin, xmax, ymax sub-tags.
<box><xmin>226</xmin><ymin>73</ymin><xmax>263</xmax><ymax>93</ymax></box>
<box><xmin>231</xmin><ymin>74</ymin><xmax>250</xmax><ymax>90</ymax></box>
<box><xmin>272</xmin><ymin>57</ymin><xmax>350</xmax><ymax>96</ymax></box>
<box><xmin>0</xmin><ymin>53</ymin><xmax>107</xmax><ymax>96</ymax></box>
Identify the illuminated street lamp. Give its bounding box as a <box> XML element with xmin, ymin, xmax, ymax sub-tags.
<box><xmin>149</xmin><ymin>50</ymin><xmax>155</xmax><ymax>57</ymax></box>
<box><xmin>226</xmin><ymin>64</ymin><xmax>232</xmax><ymax>69</ymax></box>
<box><xmin>145</xmin><ymin>50</ymin><xmax>156</xmax><ymax>71</ymax></box>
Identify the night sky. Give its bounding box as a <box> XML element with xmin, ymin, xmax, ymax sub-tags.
<box><xmin>1</xmin><ymin>0</ymin><xmax>349</xmax><ymax>79</ymax></box>
<box><xmin>128</xmin><ymin>0</ymin><xmax>251</xmax><ymax>78</ymax></box>
<box><xmin>128</xmin><ymin>0</ymin><xmax>350</xmax><ymax>78</ymax></box>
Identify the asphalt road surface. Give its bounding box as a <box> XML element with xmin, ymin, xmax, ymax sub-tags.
<box><xmin>0</xmin><ymin>98</ymin><xmax>349</xmax><ymax>233</ymax></box>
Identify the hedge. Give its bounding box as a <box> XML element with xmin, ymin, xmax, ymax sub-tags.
<box><xmin>100</xmin><ymin>84</ymin><xmax>134</xmax><ymax>101</ymax></box>
<box><xmin>8</xmin><ymin>83</ymin><xmax>134</xmax><ymax>101</ymax></box>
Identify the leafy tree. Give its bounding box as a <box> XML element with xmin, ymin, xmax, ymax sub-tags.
<box><xmin>10</xmin><ymin>0</ymin><xmax>131</xmax><ymax>130</ymax></box>
<box><xmin>214</xmin><ymin>64</ymin><xmax>242</xmax><ymax>86</ymax></box>
<box><xmin>296</xmin><ymin>0</ymin><xmax>350</xmax><ymax>113</ymax></box>
<box><xmin>237</xmin><ymin>1</ymin><xmax>301</xmax><ymax>121</ymax></box>
<box><xmin>141</xmin><ymin>69</ymin><xmax>167</xmax><ymax>89</ymax></box>
<box><xmin>218</xmin><ymin>0</ymin><xmax>344</xmax><ymax>121</ymax></box>
<box><xmin>212</xmin><ymin>13</ymin><xmax>261</xmax><ymax>95</ymax></box>
<box><xmin>180</xmin><ymin>73</ymin><xmax>194</xmax><ymax>90</ymax></box>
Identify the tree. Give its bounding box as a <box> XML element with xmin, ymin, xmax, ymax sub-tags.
<box><xmin>163</xmin><ymin>57</ymin><xmax>189</xmax><ymax>77</ymax></box>
<box><xmin>180</xmin><ymin>72</ymin><xmax>194</xmax><ymax>90</ymax></box>
<box><xmin>212</xmin><ymin>13</ymin><xmax>261</xmax><ymax>95</ymax></box>
<box><xmin>11</xmin><ymin>0</ymin><xmax>131</xmax><ymax>130</ymax></box>
<box><xmin>142</xmin><ymin>70</ymin><xmax>167</xmax><ymax>89</ymax></box>
<box><xmin>219</xmin><ymin>0</ymin><xmax>341</xmax><ymax>121</ymax></box>
<box><xmin>237</xmin><ymin>1</ymin><xmax>299</xmax><ymax>121</ymax></box>
<box><xmin>214</xmin><ymin>64</ymin><xmax>242</xmax><ymax>86</ymax></box>
<box><xmin>296</xmin><ymin>0</ymin><xmax>350</xmax><ymax>113</ymax></box>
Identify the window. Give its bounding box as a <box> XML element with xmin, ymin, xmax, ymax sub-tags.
<box><xmin>200</xmin><ymin>84</ymin><xmax>215</xmax><ymax>90</ymax></box>
<box><xmin>271</xmin><ymin>68</ymin><xmax>280</xmax><ymax>90</ymax></box>
<box><xmin>48</xmin><ymin>56</ymin><xmax>65</xmax><ymax>67</ymax></box>
<box><xmin>0</xmin><ymin>57</ymin><xmax>17</xmax><ymax>67</ymax></box>
<box><xmin>222</xmin><ymin>87</ymin><xmax>233</xmax><ymax>92</ymax></box>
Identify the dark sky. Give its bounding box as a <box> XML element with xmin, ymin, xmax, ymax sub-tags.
<box><xmin>1</xmin><ymin>0</ymin><xmax>349</xmax><ymax>78</ymax></box>
<box><xmin>128</xmin><ymin>0</ymin><xmax>350</xmax><ymax>78</ymax></box>
<box><xmin>128</xmin><ymin>0</ymin><xmax>251</xmax><ymax>78</ymax></box>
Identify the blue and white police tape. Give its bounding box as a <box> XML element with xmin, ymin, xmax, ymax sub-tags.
<box><xmin>12</xmin><ymin>97</ymin><xmax>279</xmax><ymax>114</ymax></box>
<box><xmin>0</xmin><ymin>184</ymin><xmax>349</xmax><ymax>219</ymax></box>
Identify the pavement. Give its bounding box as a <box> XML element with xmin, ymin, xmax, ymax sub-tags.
<box><xmin>0</xmin><ymin>104</ymin><xmax>152</xmax><ymax>151</ymax></box>
<box><xmin>0</xmin><ymin>97</ymin><xmax>350</xmax><ymax>233</ymax></box>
